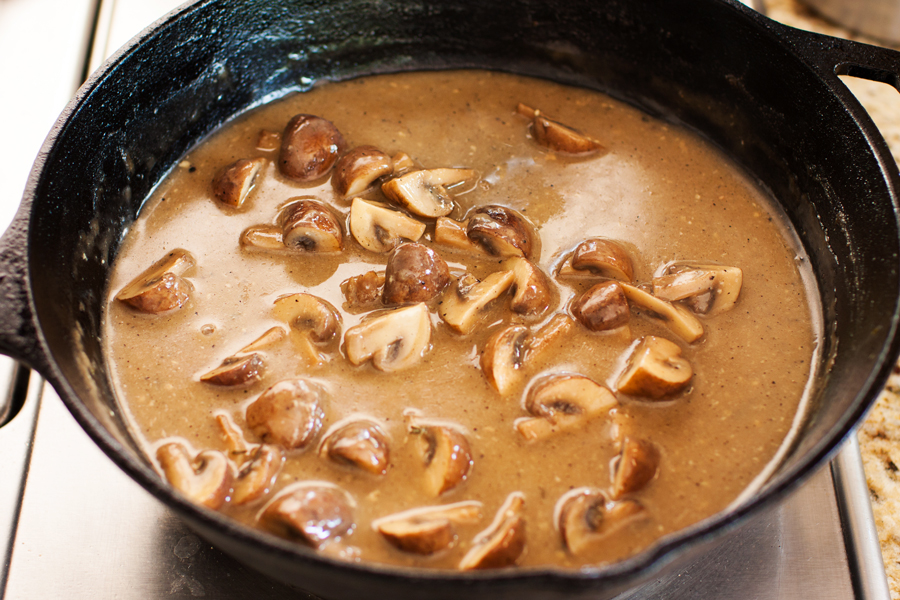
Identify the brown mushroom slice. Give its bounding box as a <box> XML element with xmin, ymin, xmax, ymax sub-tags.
<box><xmin>320</xmin><ymin>419</ymin><xmax>391</xmax><ymax>475</ymax></box>
<box><xmin>156</xmin><ymin>443</ymin><xmax>232</xmax><ymax>510</ymax></box>
<box><xmin>340</xmin><ymin>270</ymin><xmax>386</xmax><ymax>312</ymax></box>
<box><xmin>652</xmin><ymin>264</ymin><xmax>743</xmax><ymax>315</ymax></box>
<box><xmin>616</xmin><ymin>336</ymin><xmax>693</xmax><ymax>399</ymax></box>
<box><xmin>434</xmin><ymin>217</ymin><xmax>487</xmax><ymax>254</ymax></box>
<box><xmin>215</xmin><ymin>413</ymin><xmax>250</xmax><ymax>460</ymax></box>
<box><xmin>411</xmin><ymin>423</ymin><xmax>474</xmax><ymax>497</ymax></box>
<box><xmin>200</xmin><ymin>353</ymin><xmax>265</xmax><ymax>387</ymax></box>
<box><xmin>570</xmin><ymin>238</ymin><xmax>635</xmax><ymax>281</ymax></box>
<box><xmin>383</xmin><ymin>243</ymin><xmax>451</xmax><ymax>305</ymax></box>
<box><xmin>382</xmin><ymin>168</ymin><xmax>477</xmax><ymax>218</ymax></box>
<box><xmin>391</xmin><ymin>152</ymin><xmax>416</xmax><ymax>175</ymax></box>
<box><xmin>516</xmin><ymin>374</ymin><xmax>618</xmax><ymax>441</ymax></box>
<box><xmin>481</xmin><ymin>325</ymin><xmax>530</xmax><ymax>395</ymax></box>
<box><xmin>503</xmin><ymin>257</ymin><xmax>552</xmax><ymax>317</ymax></box>
<box><xmin>619</xmin><ymin>283</ymin><xmax>704</xmax><ymax>343</ymax></box>
<box><xmin>280</xmin><ymin>198</ymin><xmax>343</xmax><ymax>252</ymax></box>
<box><xmin>232</xmin><ymin>444</ymin><xmax>285</xmax><ymax>505</ymax></box>
<box><xmin>373</xmin><ymin>501</ymin><xmax>482</xmax><ymax>555</ymax></box>
<box><xmin>239</xmin><ymin>326</ymin><xmax>288</xmax><ymax>353</ymax></box>
<box><xmin>332</xmin><ymin>145</ymin><xmax>394</xmax><ymax>197</ymax></box>
<box><xmin>256</xmin><ymin>129</ymin><xmax>280</xmax><ymax>151</ymax></box>
<box><xmin>517</xmin><ymin>103</ymin><xmax>604</xmax><ymax>156</ymax></box>
<box><xmin>458</xmin><ymin>492</ymin><xmax>526</xmax><ymax>570</ymax></box>
<box><xmin>349</xmin><ymin>197</ymin><xmax>426</xmax><ymax>253</ymax></box>
<box><xmin>527</xmin><ymin>313</ymin><xmax>576</xmax><ymax>357</ymax></box>
<box><xmin>466</xmin><ymin>205</ymin><xmax>534</xmax><ymax>258</ymax></box>
<box><xmin>272</xmin><ymin>293</ymin><xmax>342</xmax><ymax>366</ymax></box>
<box><xmin>240</xmin><ymin>224</ymin><xmax>285</xmax><ymax>252</ymax></box>
<box><xmin>259</xmin><ymin>483</ymin><xmax>355</xmax><ymax>548</ymax></box>
<box><xmin>557</xmin><ymin>488</ymin><xmax>645</xmax><ymax>555</ymax></box>
<box><xmin>212</xmin><ymin>158</ymin><xmax>266</xmax><ymax>208</ymax></box>
<box><xmin>611</xmin><ymin>437</ymin><xmax>660</xmax><ymax>498</ymax></box>
<box><xmin>571</xmin><ymin>280</ymin><xmax>630</xmax><ymax>332</ymax></box>
<box><xmin>344</xmin><ymin>303</ymin><xmax>432</xmax><ymax>372</ymax></box>
<box><xmin>279</xmin><ymin>114</ymin><xmax>347</xmax><ymax>182</ymax></box>
<box><xmin>245</xmin><ymin>378</ymin><xmax>327</xmax><ymax>450</ymax></box>
<box><xmin>439</xmin><ymin>270</ymin><xmax>516</xmax><ymax>334</ymax></box>
<box><xmin>115</xmin><ymin>248</ymin><xmax>195</xmax><ymax>314</ymax></box>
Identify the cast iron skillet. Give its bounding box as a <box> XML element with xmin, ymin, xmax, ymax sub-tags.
<box><xmin>1</xmin><ymin>0</ymin><xmax>900</xmax><ymax>597</ymax></box>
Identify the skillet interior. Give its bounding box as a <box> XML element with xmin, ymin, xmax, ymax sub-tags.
<box><xmin>21</xmin><ymin>0</ymin><xmax>900</xmax><ymax>597</ymax></box>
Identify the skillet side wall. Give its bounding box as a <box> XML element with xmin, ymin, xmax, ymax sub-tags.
<box><xmin>22</xmin><ymin>0</ymin><xmax>900</xmax><ymax>596</ymax></box>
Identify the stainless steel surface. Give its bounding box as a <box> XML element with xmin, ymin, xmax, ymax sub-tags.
<box><xmin>799</xmin><ymin>0</ymin><xmax>900</xmax><ymax>45</ymax></box>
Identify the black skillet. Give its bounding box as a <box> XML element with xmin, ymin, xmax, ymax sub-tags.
<box><xmin>1</xmin><ymin>0</ymin><xmax>900</xmax><ymax>597</ymax></box>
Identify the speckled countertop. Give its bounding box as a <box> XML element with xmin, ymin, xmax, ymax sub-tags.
<box><xmin>767</xmin><ymin>0</ymin><xmax>900</xmax><ymax>596</ymax></box>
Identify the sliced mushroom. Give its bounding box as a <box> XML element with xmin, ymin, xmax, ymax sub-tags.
<box><xmin>340</xmin><ymin>270</ymin><xmax>386</xmax><ymax>312</ymax></box>
<box><xmin>214</xmin><ymin>413</ymin><xmax>250</xmax><ymax>460</ymax></box>
<box><xmin>570</xmin><ymin>238</ymin><xmax>635</xmax><ymax>281</ymax></box>
<box><xmin>239</xmin><ymin>326</ymin><xmax>288</xmax><ymax>353</ymax></box>
<box><xmin>344</xmin><ymin>303</ymin><xmax>432</xmax><ymax>372</ymax></box>
<box><xmin>320</xmin><ymin>418</ymin><xmax>391</xmax><ymax>475</ymax></box>
<box><xmin>256</xmin><ymin>129</ymin><xmax>281</xmax><ymax>151</ymax></box>
<box><xmin>259</xmin><ymin>483</ymin><xmax>355</xmax><ymax>548</ymax></box>
<box><xmin>516</xmin><ymin>374</ymin><xmax>618</xmax><ymax>441</ymax></box>
<box><xmin>332</xmin><ymin>145</ymin><xmax>393</xmax><ymax>197</ymax></box>
<box><xmin>373</xmin><ymin>501</ymin><xmax>482</xmax><ymax>555</ymax></box>
<box><xmin>611</xmin><ymin>437</ymin><xmax>660</xmax><ymax>498</ymax></box>
<box><xmin>391</xmin><ymin>152</ymin><xmax>416</xmax><ymax>175</ymax></box>
<box><xmin>349</xmin><ymin>197</ymin><xmax>426</xmax><ymax>253</ymax></box>
<box><xmin>438</xmin><ymin>270</ymin><xmax>516</xmax><ymax>334</ymax></box>
<box><xmin>383</xmin><ymin>243</ymin><xmax>451</xmax><ymax>305</ymax></box>
<box><xmin>411</xmin><ymin>423</ymin><xmax>474</xmax><ymax>496</ymax></box>
<box><xmin>458</xmin><ymin>492</ymin><xmax>526</xmax><ymax>570</ymax></box>
<box><xmin>156</xmin><ymin>442</ymin><xmax>232</xmax><ymax>510</ymax></box>
<box><xmin>619</xmin><ymin>283</ymin><xmax>704</xmax><ymax>343</ymax></box>
<box><xmin>517</xmin><ymin>103</ymin><xmax>604</xmax><ymax>156</ymax></box>
<box><xmin>200</xmin><ymin>353</ymin><xmax>265</xmax><ymax>387</ymax></box>
<box><xmin>652</xmin><ymin>263</ymin><xmax>743</xmax><ymax>315</ymax></box>
<box><xmin>279</xmin><ymin>199</ymin><xmax>343</xmax><ymax>252</ymax></box>
<box><xmin>503</xmin><ymin>257</ymin><xmax>552</xmax><ymax>317</ymax></box>
<box><xmin>240</xmin><ymin>224</ymin><xmax>285</xmax><ymax>253</ymax></box>
<box><xmin>434</xmin><ymin>217</ymin><xmax>486</xmax><ymax>254</ymax></box>
<box><xmin>527</xmin><ymin>313</ymin><xmax>576</xmax><ymax>357</ymax></box>
<box><xmin>115</xmin><ymin>248</ymin><xmax>195</xmax><ymax>314</ymax></box>
<box><xmin>212</xmin><ymin>157</ymin><xmax>266</xmax><ymax>208</ymax></box>
<box><xmin>616</xmin><ymin>336</ymin><xmax>693</xmax><ymax>399</ymax></box>
<box><xmin>279</xmin><ymin>114</ymin><xmax>347</xmax><ymax>182</ymax></box>
<box><xmin>466</xmin><ymin>205</ymin><xmax>534</xmax><ymax>258</ymax></box>
<box><xmin>272</xmin><ymin>293</ymin><xmax>342</xmax><ymax>366</ymax></box>
<box><xmin>232</xmin><ymin>444</ymin><xmax>285</xmax><ymax>505</ymax></box>
<box><xmin>245</xmin><ymin>378</ymin><xmax>327</xmax><ymax>450</ymax></box>
<box><xmin>571</xmin><ymin>281</ymin><xmax>630</xmax><ymax>332</ymax></box>
<box><xmin>556</xmin><ymin>488</ymin><xmax>645</xmax><ymax>554</ymax></box>
<box><xmin>382</xmin><ymin>168</ymin><xmax>477</xmax><ymax>218</ymax></box>
<box><xmin>481</xmin><ymin>325</ymin><xmax>530</xmax><ymax>395</ymax></box>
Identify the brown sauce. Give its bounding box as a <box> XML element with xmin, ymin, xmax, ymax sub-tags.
<box><xmin>103</xmin><ymin>70</ymin><xmax>818</xmax><ymax>570</ymax></box>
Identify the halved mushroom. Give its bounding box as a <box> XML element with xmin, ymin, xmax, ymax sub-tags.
<box><xmin>611</xmin><ymin>437</ymin><xmax>660</xmax><ymax>498</ymax></box>
<box><xmin>434</xmin><ymin>217</ymin><xmax>487</xmax><ymax>254</ymax></box>
<box><xmin>383</xmin><ymin>243</ymin><xmax>451</xmax><ymax>305</ymax></box>
<box><xmin>344</xmin><ymin>303</ymin><xmax>432</xmax><ymax>371</ymax></box>
<box><xmin>272</xmin><ymin>293</ymin><xmax>342</xmax><ymax>367</ymax></box>
<box><xmin>382</xmin><ymin>168</ymin><xmax>477</xmax><ymax>218</ymax></box>
<box><xmin>466</xmin><ymin>205</ymin><xmax>534</xmax><ymax>258</ymax></box>
<box><xmin>320</xmin><ymin>418</ymin><xmax>391</xmax><ymax>475</ymax></box>
<box><xmin>259</xmin><ymin>483</ymin><xmax>355</xmax><ymax>548</ymax></box>
<box><xmin>556</xmin><ymin>488</ymin><xmax>645</xmax><ymax>554</ymax></box>
<box><xmin>200</xmin><ymin>327</ymin><xmax>285</xmax><ymax>387</ymax></box>
<box><xmin>652</xmin><ymin>263</ymin><xmax>743</xmax><ymax>315</ymax></box>
<box><xmin>481</xmin><ymin>325</ymin><xmax>530</xmax><ymax>395</ymax></box>
<box><xmin>115</xmin><ymin>248</ymin><xmax>195</xmax><ymax>314</ymax></box>
<box><xmin>373</xmin><ymin>501</ymin><xmax>482</xmax><ymax>555</ymax></box>
<box><xmin>240</xmin><ymin>224</ymin><xmax>285</xmax><ymax>252</ymax></box>
<box><xmin>212</xmin><ymin>157</ymin><xmax>266</xmax><ymax>208</ymax></box>
<box><xmin>458</xmin><ymin>492</ymin><xmax>526</xmax><ymax>570</ymax></box>
<box><xmin>503</xmin><ymin>257</ymin><xmax>552</xmax><ymax>317</ymax></box>
<box><xmin>571</xmin><ymin>281</ymin><xmax>630</xmax><ymax>332</ymax></box>
<box><xmin>332</xmin><ymin>145</ymin><xmax>394</xmax><ymax>197</ymax></box>
<box><xmin>411</xmin><ymin>422</ymin><xmax>474</xmax><ymax>496</ymax></box>
<box><xmin>340</xmin><ymin>270</ymin><xmax>386</xmax><ymax>312</ymax></box>
<box><xmin>570</xmin><ymin>238</ymin><xmax>634</xmax><ymax>281</ymax></box>
<box><xmin>516</xmin><ymin>374</ymin><xmax>618</xmax><ymax>441</ymax></box>
<box><xmin>619</xmin><ymin>283</ymin><xmax>704</xmax><ymax>343</ymax></box>
<box><xmin>256</xmin><ymin>129</ymin><xmax>280</xmax><ymax>151</ymax></box>
<box><xmin>232</xmin><ymin>444</ymin><xmax>285</xmax><ymax>505</ymax></box>
<box><xmin>516</xmin><ymin>103</ymin><xmax>604</xmax><ymax>156</ymax></box>
<box><xmin>156</xmin><ymin>442</ymin><xmax>232</xmax><ymax>510</ymax></box>
<box><xmin>616</xmin><ymin>336</ymin><xmax>693</xmax><ymax>399</ymax></box>
<box><xmin>438</xmin><ymin>270</ymin><xmax>516</xmax><ymax>334</ymax></box>
<box><xmin>349</xmin><ymin>197</ymin><xmax>426</xmax><ymax>253</ymax></box>
<box><xmin>245</xmin><ymin>378</ymin><xmax>327</xmax><ymax>450</ymax></box>
<box><xmin>279</xmin><ymin>198</ymin><xmax>343</xmax><ymax>252</ymax></box>
<box><xmin>279</xmin><ymin>114</ymin><xmax>347</xmax><ymax>181</ymax></box>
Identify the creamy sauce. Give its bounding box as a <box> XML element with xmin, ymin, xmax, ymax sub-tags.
<box><xmin>104</xmin><ymin>70</ymin><xmax>818</xmax><ymax>569</ymax></box>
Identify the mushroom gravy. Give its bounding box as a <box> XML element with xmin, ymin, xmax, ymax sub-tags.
<box><xmin>104</xmin><ymin>70</ymin><xmax>819</xmax><ymax>570</ymax></box>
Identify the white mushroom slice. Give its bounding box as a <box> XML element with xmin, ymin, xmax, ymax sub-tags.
<box><xmin>280</xmin><ymin>198</ymin><xmax>343</xmax><ymax>252</ymax></box>
<box><xmin>434</xmin><ymin>217</ymin><xmax>486</xmax><ymax>254</ymax></box>
<box><xmin>381</xmin><ymin>168</ymin><xmax>477</xmax><ymax>218</ymax></box>
<box><xmin>571</xmin><ymin>281</ymin><xmax>630</xmax><ymax>332</ymax></box>
<box><xmin>344</xmin><ymin>303</ymin><xmax>432</xmax><ymax>372</ymax></box>
<box><xmin>556</xmin><ymin>488</ymin><xmax>645</xmax><ymax>555</ymax></box>
<box><xmin>232</xmin><ymin>444</ymin><xmax>285</xmax><ymax>505</ymax></box>
<box><xmin>240</xmin><ymin>224</ymin><xmax>285</xmax><ymax>252</ymax></box>
<box><xmin>245</xmin><ymin>378</ymin><xmax>327</xmax><ymax>450</ymax></box>
<box><xmin>273</xmin><ymin>293</ymin><xmax>342</xmax><ymax>367</ymax></box>
<box><xmin>212</xmin><ymin>157</ymin><xmax>266</xmax><ymax>208</ymax></box>
<box><xmin>391</xmin><ymin>152</ymin><xmax>416</xmax><ymax>175</ymax></box>
<box><xmin>481</xmin><ymin>325</ymin><xmax>530</xmax><ymax>395</ymax></box>
<box><xmin>373</xmin><ymin>501</ymin><xmax>482</xmax><ymax>555</ymax></box>
<box><xmin>459</xmin><ymin>492</ymin><xmax>526</xmax><ymax>570</ymax></box>
<box><xmin>349</xmin><ymin>197</ymin><xmax>426</xmax><ymax>253</ymax></box>
<box><xmin>516</xmin><ymin>374</ymin><xmax>618</xmax><ymax>441</ymax></box>
<box><xmin>115</xmin><ymin>248</ymin><xmax>195</xmax><ymax>314</ymax></box>
<box><xmin>411</xmin><ymin>423</ymin><xmax>474</xmax><ymax>496</ymax></box>
<box><xmin>611</xmin><ymin>437</ymin><xmax>660</xmax><ymax>498</ymax></box>
<box><xmin>340</xmin><ymin>270</ymin><xmax>386</xmax><ymax>313</ymax></box>
<box><xmin>259</xmin><ymin>483</ymin><xmax>355</xmax><ymax>548</ymax></box>
<box><xmin>619</xmin><ymin>283</ymin><xmax>704</xmax><ymax>343</ymax></box>
<box><xmin>320</xmin><ymin>419</ymin><xmax>391</xmax><ymax>475</ymax></box>
<box><xmin>156</xmin><ymin>443</ymin><xmax>232</xmax><ymax>510</ymax></box>
<box><xmin>617</xmin><ymin>336</ymin><xmax>693</xmax><ymax>399</ymax></box>
<box><xmin>652</xmin><ymin>264</ymin><xmax>743</xmax><ymax>315</ymax></box>
<box><xmin>438</xmin><ymin>270</ymin><xmax>516</xmax><ymax>334</ymax></box>
<box><xmin>466</xmin><ymin>205</ymin><xmax>535</xmax><ymax>258</ymax></box>
<box><xmin>517</xmin><ymin>103</ymin><xmax>604</xmax><ymax>156</ymax></box>
<box><xmin>503</xmin><ymin>257</ymin><xmax>552</xmax><ymax>317</ymax></box>
<box><xmin>279</xmin><ymin>114</ymin><xmax>347</xmax><ymax>182</ymax></box>
<box><xmin>332</xmin><ymin>145</ymin><xmax>394</xmax><ymax>197</ymax></box>
<box><xmin>238</xmin><ymin>326</ymin><xmax>287</xmax><ymax>353</ymax></box>
<box><xmin>570</xmin><ymin>238</ymin><xmax>635</xmax><ymax>281</ymax></box>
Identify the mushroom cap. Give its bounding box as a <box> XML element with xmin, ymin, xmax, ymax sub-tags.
<box><xmin>571</xmin><ymin>281</ymin><xmax>630</xmax><ymax>332</ymax></box>
<box><xmin>373</xmin><ymin>501</ymin><xmax>482</xmax><ymax>555</ymax></box>
<box><xmin>272</xmin><ymin>293</ymin><xmax>342</xmax><ymax>344</ymax></box>
<box><xmin>480</xmin><ymin>325</ymin><xmax>530</xmax><ymax>395</ymax></box>
<box><xmin>115</xmin><ymin>248</ymin><xmax>195</xmax><ymax>314</ymax></box>
<box><xmin>556</xmin><ymin>488</ymin><xmax>645</xmax><ymax>554</ymax></box>
<box><xmin>349</xmin><ymin>197</ymin><xmax>426</xmax><ymax>253</ymax></box>
<box><xmin>459</xmin><ymin>492</ymin><xmax>526</xmax><ymax>570</ymax></box>
<box><xmin>332</xmin><ymin>145</ymin><xmax>393</xmax><ymax>197</ymax></box>
<box><xmin>211</xmin><ymin>157</ymin><xmax>266</xmax><ymax>208</ymax></box>
<box><xmin>516</xmin><ymin>373</ymin><xmax>617</xmax><ymax>441</ymax></box>
<box><xmin>240</xmin><ymin>224</ymin><xmax>285</xmax><ymax>252</ymax></box>
<box><xmin>571</xmin><ymin>238</ymin><xmax>634</xmax><ymax>281</ymax></box>
<box><xmin>616</xmin><ymin>335</ymin><xmax>693</xmax><ymax>399</ymax></box>
<box><xmin>156</xmin><ymin>442</ymin><xmax>233</xmax><ymax>510</ymax></box>
<box><xmin>504</xmin><ymin>257</ymin><xmax>553</xmax><ymax>317</ymax></box>
<box><xmin>344</xmin><ymin>303</ymin><xmax>433</xmax><ymax>372</ymax></box>
<box><xmin>199</xmin><ymin>353</ymin><xmax>265</xmax><ymax>387</ymax></box>
<box><xmin>320</xmin><ymin>418</ymin><xmax>391</xmax><ymax>475</ymax></box>
<box><xmin>611</xmin><ymin>437</ymin><xmax>660</xmax><ymax>498</ymax></box>
<box><xmin>232</xmin><ymin>444</ymin><xmax>285</xmax><ymax>505</ymax></box>
<box><xmin>413</xmin><ymin>423</ymin><xmax>474</xmax><ymax>497</ymax></box>
<box><xmin>279</xmin><ymin>114</ymin><xmax>347</xmax><ymax>181</ymax></box>
<box><xmin>280</xmin><ymin>198</ymin><xmax>343</xmax><ymax>252</ymax></box>
<box><xmin>245</xmin><ymin>378</ymin><xmax>328</xmax><ymax>450</ymax></box>
<box><xmin>383</xmin><ymin>243</ymin><xmax>451</xmax><ymax>305</ymax></box>
<box><xmin>466</xmin><ymin>205</ymin><xmax>534</xmax><ymax>258</ymax></box>
<box><xmin>259</xmin><ymin>483</ymin><xmax>355</xmax><ymax>548</ymax></box>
